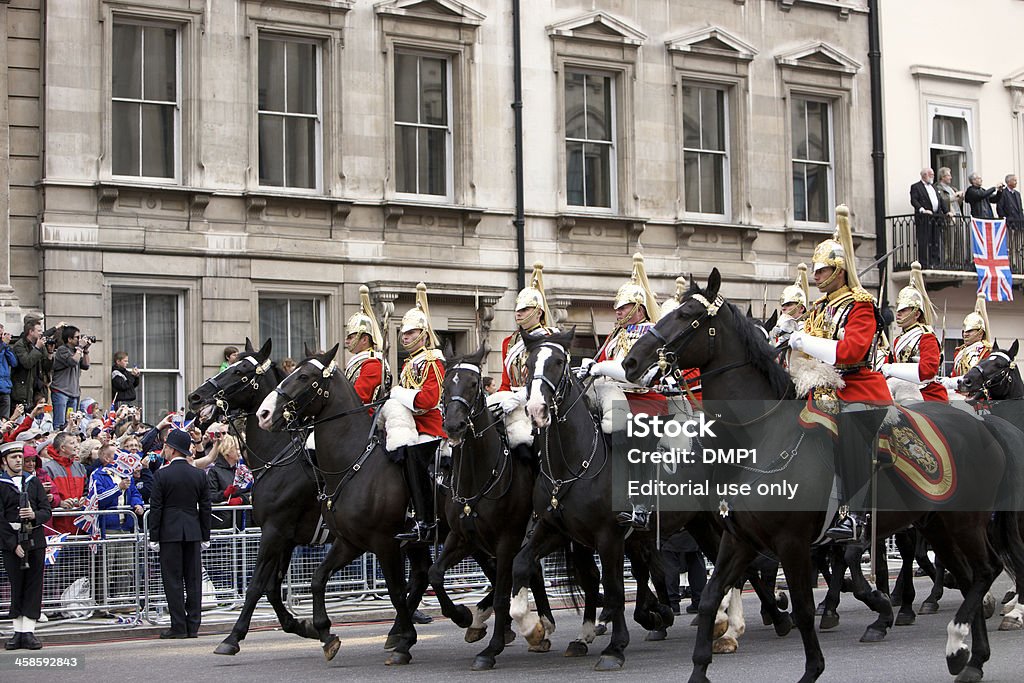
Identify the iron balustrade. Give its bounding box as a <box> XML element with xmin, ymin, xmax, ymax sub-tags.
<box><xmin>889</xmin><ymin>214</ymin><xmax>1024</xmax><ymax>274</ymax></box>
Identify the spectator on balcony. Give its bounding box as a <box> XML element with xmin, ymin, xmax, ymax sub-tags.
<box><xmin>997</xmin><ymin>173</ymin><xmax>1023</xmax><ymax>231</ymax></box>
<box><xmin>964</xmin><ymin>172</ymin><xmax>1003</xmax><ymax>219</ymax></box>
<box><xmin>935</xmin><ymin>167</ymin><xmax>963</xmax><ymax>216</ymax></box>
<box><xmin>910</xmin><ymin>167</ymin><xmax>942</xmax><ymax>268</ymax></box>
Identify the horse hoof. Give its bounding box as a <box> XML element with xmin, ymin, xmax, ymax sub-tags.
<box><xmin>819</xmin><ymin>612</ymin><xmax>839</xmax><ymax>631</ymax></box>
<box><xmin>983</xmin><ymin>594</ymin><xmax>996</xmax><ymax>620</ymax></box>
<box><xmin>214</xmin><ymin>641</ymin><xmax>240</xmax><ymax>656</ymax></box>
<box><xmin>774</xmin><ymin>613</ymin><xmax>794</xmax><ymax>637</ymax></box>
<box><xmin>385</xmin><ymin>651</ymin><xmax>412</xmax><ymax>666</ymax></box>
<box><xmin>815</xmin><ymin>601</ymin><xmax>826</xmax><ymax>616</ymax></box>
<box><xmin>593</xmin><ymin>623</ymin><xmax>608</xmax><ymax>636</ymax></box>
<box><xmin>504</xmin><ymin>629</ymin><xmax>516</xmax><ymax>645</ymax></box>
<box><xmin>859</xmin><ymin>627</ymin><xmax>887</xmax><ymax>643</ymax></box>
<box><xmin>385</xmin><ymin>634</ymin><xmax>401</xmax><ymax>651</ymax></box>
<box><xmin>712</xmin><ymin>636</ymin><xmax>737</xmax><ymax>654</ymax></box>
<box><xmin>564</xmin><ymin>640</ymin><xmax>588</xmax><ymax>657</ymax></box>
<box><xmin>644</xmin><ymin>629</ymin><xmax>667</xmax><ymax>642</ymax></box>
<box><xmin>465</xmin><ymin>626</ymin><xmax>487</xmax><ymax>644</ymax></box>
<box><xmin>323</xmin><ymin>636</ymin><xmax>341</xmax><ymax>662</ymax></box>
<box><xmin>947</xmin><ymin>648</ymin><xmax>970</xmax><ymax>676</ymax></box>
<box><xmin>452</xmin><ymin>605</ymin><xmax>474</xmax><ymax>630</ymax></box>
<box><xmin>919</xmin><ymin>601</ymin><xmax>939</xmax><ymax>615</ymax></box>
<box><xmin>760</xmin><ymin>611</ymin><xmax>773</xmax><ymax>627</ymax></box>
<box><xmin>776</xmin><ymin>592</ymin><xmax>789</xmax><ymax>611</ymax></box>
<box><xmin>894</xmin><ymin>611</ymin><xmax>916</xmax><ymax>626</ymax></box>
<box><xmin>528</xmin><ymin>638</ymin><xmax>551</xmax><ymax>653</ymax></box>
<box><xmin>954</xmin><ymin>665</ymin><xmax>984</xmax><ymax>683</ymax></box>
<box><xmin>471</xmin><ymin>655</ymin><xmax>496</xmax><ymax>671</ymax></box>
<box><xmin>524</xmin><ymin>622</ymin><xmax>546</xmax><ymax>648</ymax></box>
<box><xmin>999</xmin><ymin>616</ymin><xmax>1022</xmax><ymax>631</ymax></box>
<box><xmin>594</xmin><ymin>654</ymin><xmax>625</xmax><ymax>671</ymax></box>
<box><xmin>713</xmin><ymin>619</ymin><xmax>728</xmax><ymax>640</ymax></box>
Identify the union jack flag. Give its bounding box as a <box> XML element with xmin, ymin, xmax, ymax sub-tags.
<box><xmin>73</xmin><ymin>479</ymin><xmax>101</xmax><ymax>547</ymax></box>
<box><xmin>971</xmin><ymin>218</ymin><xmax>1014</xmax><ymax>302</ymax></box>
<box><xmin>233</xmin><ymin>461</ymin><xmax>254</xmax><ymax>490</ymax></box>
<box><xmin>44</xmin><ymin>532</ymin><xmax>69</xmax><ymax>566</ymax></box>
<box><xmin>101</xmin><ymin>400</ymin><xmax>118</xmax><ymax>431</ymax></box>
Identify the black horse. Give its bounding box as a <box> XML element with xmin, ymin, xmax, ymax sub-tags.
<box><xmin>622</xmin><ymin>269</ymin><xmax>1019</xmax><ymax>683</ymax></box>
<box><xmin>509</xmin><ymin>330</ymin><xmax>674</xmax><ymax>671</ymax></box>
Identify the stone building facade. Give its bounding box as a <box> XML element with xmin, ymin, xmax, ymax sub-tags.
<box><xmin>1</xmin><ymin>0</ymin><xmax>875</xmax><ymax>415</ymax></box>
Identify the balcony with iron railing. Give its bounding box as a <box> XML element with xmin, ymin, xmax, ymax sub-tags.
<box><xmin>888</xmin><ymin>214</ymin><xmax>1024</xmax><ymax>276</ymax></box>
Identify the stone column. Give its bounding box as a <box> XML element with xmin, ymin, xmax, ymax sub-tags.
<box><xmin>0</xmin><ymin>1</ymin><xmax>21</xmax><ymax>330</ymax></box>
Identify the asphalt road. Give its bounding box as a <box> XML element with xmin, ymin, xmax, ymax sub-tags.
<box><xmin>4</xmin><ymin>576</ymin><xmax>1021</xmax><ymax>683</ymax></box>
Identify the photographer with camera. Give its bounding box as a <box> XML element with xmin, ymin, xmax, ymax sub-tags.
<box><xmin>10</xmin><ymin>315</ymin><xmax>53</xmax><ymax>410</ymax></box>
<box><xmin>50</xmin><ymin>326</ymin><xmax>91</xmax><ymax>430</ymax></box>
<box><xmin>110</xmin><ymin>351</ymin><xmax>139</xmax><ymax>409</ymax></box>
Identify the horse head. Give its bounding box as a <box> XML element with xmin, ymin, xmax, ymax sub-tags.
<box><xmin>188</xmin><ymin>337</ymin><xmax>273</xmax><ymax>422</ymax></box>
<box><xmin>522</xmin><ymin>328</ymin><xmax>574</xmax><ymax>429</ymax></box>
<box><xmin>257</xmin><ymin>343</ymin><xmax>340</xmax><ymax>432</ymax></box>
<box><xmin>442</xmin><ymin>343</ymin><xmax>488</xmax><ymax>444</ymax></box>
<box><xmin>960</xmin><ymin>340</ymin><xmax>1019</xmax><ymax>398</ymax></box>
<box><xmin>621</xmin><ymin>268</ymin><xmax>723</xmax><ymax>385</ymax></box>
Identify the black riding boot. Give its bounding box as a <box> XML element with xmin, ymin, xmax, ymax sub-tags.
<box><xmin>827</xmin><ymin>404</ymin><xmax>889</xmax><ymax>543</ymax></box>
<box><xmin>615</xmin><ymin>431</ymin><xmax>656</xmax><ymax>530</ymax></box>
<box><xmin>395</xmin><ymin>443</ymin><xmax>438</xmax><ymax>544</ymax></box>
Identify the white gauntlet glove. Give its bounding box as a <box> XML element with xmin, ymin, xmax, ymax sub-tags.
<box><xmin>788</xmin><ymin>332</ymin><xmax>838</xmax><ymax>364</ymax></box>
<box><xmin>938</xmin><ymin>376</ymin><xmax>961</xmax><ymax>392</ymax></box>
<box><xmin>882</xmin><ymin>363</ymin><xmax>923</xmax><ymax>384</ymax></box>
<box><xmin>148</xmin><ymin>542</ymin><xmax>160</xmax><ymax>552</ymax></box>
<box><xmin>574</xmin><ymin>358</ymin><xmax>595</xmax><ymax>379</ymax></box>
<box><xmin>589</xmin><ymin>359</ymin><xmax>628</xmax><ymax>383</ymax></box>
<box><xmin>500</xmin><ymin>387</ymin><xmax>527</xmax><ymax>414</ymax></box>
<box><xmin>390</xmin><ymin>386</ymin><xmax>420</xmax><ymax>411</ymax></box>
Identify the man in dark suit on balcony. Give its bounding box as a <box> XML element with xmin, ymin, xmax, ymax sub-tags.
<box><xmin>997</xmin><ymin>173</ymin><xmax>1023</xmax><ymax>230</ymax></box>
<box><xmin>965</xmin><ymin>172</ymin><xmax>1002</xmax><ymax>219</ymax></box>
<box><xmin>910</xmin><ymin>167</ymin><xmax>942</xmax><ymax>268</ymax></box>
<box><xmin>148</xmin><ymin>428</ymin><xmax>212</xmax><ymax>639</ymax></box>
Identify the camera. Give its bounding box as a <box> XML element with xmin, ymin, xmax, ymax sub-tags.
<box><xmin>82</xmin><ymin>335</ymin><xmax>97</xmax><ymax>344</ymax></box>
<box><xmin>41</xmin><ymin>326</ymin><xmax>59</xmax><ymax>344</ymax></box>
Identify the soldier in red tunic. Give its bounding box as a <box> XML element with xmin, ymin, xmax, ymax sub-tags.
<box><xmin>880</xmin><ymin>262</ymin><xmax>948</xmax><ymax>402</ymax></box>
<box><xmin>383</xmin><ymin>283</ymin><xmax>446</xmax><ymax>544</ymax></box>
<box><xmin>344</xmin><ymin>285</ymin><xmax>391</xmax><ymax>410</ymax></box>
<box><xmin>789</xmin><ymin>206</ymin><xmax>892</xmax><ymax>541</ymax></box>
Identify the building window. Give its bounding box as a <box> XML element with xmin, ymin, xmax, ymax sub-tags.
<box><xmin>112</xmin><ymin>23</ymin><xmax>179</xmax><ymax>179</ymax></box>
<box><xmin>258</xmin><ymin>296</ymin><xmax>325</xmax><ymax>362</ymax></box>
<box><xmin>565</xmin><ymin>71</ymin><xmax>615</xmax><ymax>209</ymax></box>
<box><xmin>930</xmin><ymin>108</ymin><xmax>971</xmax><ymax>190</ymax></box>
<box><xmin>394</xmin><ymin>53</ymin><xmax>452</xmax><ymax>197</ymax></box>
<box><xmin>258</xmin><ymin>37</ymin><xmax>320</xmax><ymax>189</ymax></box>
<box><xmin>682</xmin><ymin>84</ymin><xmax>728</xmax><ymax>216</ymax></box>
<box><xmin>791</xmin><ymin>97</ymin><xmax>833</xmax><ymax>223</ymax></box>
<box><xmin>112</xmin><ymin>291</ymin><xmax>183</xmax><ymax>418</ymax></box>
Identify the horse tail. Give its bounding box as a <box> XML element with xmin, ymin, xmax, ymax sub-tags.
<box><xmin>988</xmin><ymin>417</ymin><xmax>1024</xmax><ymax>584</ymax></box>
<box><xmin>560</xmin><ymin>542</ymin><xmax>586</xmax><ymax>614</ymax></box>
<box><xmin>990</xmin><ymin>510</ymin><xmax>1023</xmax><ymax>585</ymax></box>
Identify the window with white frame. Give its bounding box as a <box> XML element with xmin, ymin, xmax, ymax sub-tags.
<box><xmin>791</xmin><ymin>97</ymin><xmax>834</xmax><ymax>223</ymax></box>
<box><xmin>111</xmin><ymin>290</ymin><xmax>183</xmax><ymax>419</ymax></box>
<box><xmin>565</xmin><ymin>70</ymin><xmax>616</xmax><ymax>209</ymax></box>
<box><xmin>258</xmin><ymin>296</ymin><xmax>325</xmax><ymax>362</ymax></box>
<box><xmin>394</xmin><ymin>52</ymin><xmax>452</xmax><ymax>197</ymax></box>
<box><xmin>258</xmin><ymin>36</ymin><xmax>320</xmax><ymax>190</ymax></box>
<box><xmin>112</xmin><ymin>22</ymin><xmax>179</xmax><ymax>179</ymax></box>
<box><xmin>929</xmin><ymin>106</ymin><xmax>972</xmax><ymax>190</ymax></box>
<box><xmin>682</xmin><ymin>84</ymin><xmax>729</xmax><ymax>216</ymax></box>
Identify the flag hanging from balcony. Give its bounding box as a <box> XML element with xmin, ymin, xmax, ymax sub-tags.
<box><xmin>971</xmin><ymin>218</ymin><xmax>1013</xmax><ymax>302</ymax></box>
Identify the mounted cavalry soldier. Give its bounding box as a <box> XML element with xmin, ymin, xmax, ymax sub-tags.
<box><xmin>788</xmin><ymin>205</ymin><xmax>893</xmax><ymax>542</ymax></box>
<box><xmin>491</xmin><ymin>262</ymin><xmax>558</xmax><ymax>459</ymax></box>
<box><xmin>880</xmin><ymin>262</ymin><xmax>947</xmax><ymax>402</ymax></box>
<box><xmin>581</xmin><ymin>253</ymin><xmax>667</xmax><ymax>530</ymax></box>
<box><xmin>380</xmin><ymin>283</ymin><xmax>446</xmax><ymax>544</ymax></box>
<box><xmin>344</xmin><ymin>285</ymin><xmax>391</xmax><ymax>409</ymax></box>
<box><xmin>939</xmin><ymin>295</ymin><xmax>993</xmax><ymax>397</ymax></box>
<box><xmin>660</xmin><ymin>277</ymin><xmax>703</xmax><ymax>404</ymax></box>
<box><xmin>769</xmin><ymin>264</ymin><xmax>810</xmax><ymax>356</ymax></box>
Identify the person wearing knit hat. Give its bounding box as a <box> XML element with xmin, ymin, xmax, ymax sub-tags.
<box><xmin>344</xmin><ymin>286</ymin><xmax>391</xmax><ymax>408</ymax></box>
<box><xmin>581</xmin><ymin>254</ymin><xmax>668</xmax><ymax>530</ymax></box>
<box><xmin>788</xmin><ymin>206</ymin><xmax>892</xmax><ymax>542</ymax></box>
<box><xmin>380</xmin><ymin>283</ymin><xmax>446</xmax><ymax>544</ymax></box>
<box><xmin>1</xmin><ymin>440</ymin><xmax>51</xmax><ymax>650</ymax></box>
<box><xmin>880</xmin><ymin>262</ymin><xmax>947</xmax><ymax>402</ymax></box>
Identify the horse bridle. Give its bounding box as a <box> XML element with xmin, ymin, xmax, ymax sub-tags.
<box><xmin>195</xmin><ymin>355</ymin><xmax>273</xmax><ymax>413</ymax></box>
<box><xmin>274</xmin><ymin>357</ymin><xmax>338</xmax><ymax>429</ymax></box>
<box><xmin>967</xmin><ymin>351</ymin><xmax>1016</xmax><ymax>399</ymax></box>
<box><xmin>443</xmin><ymin>362</ymin><xmax>488</xmax><ymax>435</ymax></box>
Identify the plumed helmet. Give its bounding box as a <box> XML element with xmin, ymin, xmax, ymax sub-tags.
<box><xmin>346</xmin><ymin>285</ymin><xmax>384</xmax><ymax>348</ymax></box>
<box><xmin>660</xmin><ymin>276</ymin><xmax>689</xmax><ymax>316</ymax></box>
<box><xmin>962</xmin><ymin>294</ymin><xmax>990</xmax><ymax>340</ymax></box>
<box><xmin>515</xmin><ymin>261</ymin><xmax>553</xmax><ymax>324</ymax></box>
<box><xmin>895</xmin><ymin>261</ymin><xmax>934</xmax><ymax>325</ymax></box>
<box><xmin>811</xmin><ymin>206</ymin><xmax>861</xmax><ymax>289</ymax></box>
<box><xmin>400</xmin><ymin>283</ymin><xmax>440</xmax><ymax>348</ymax></box>
<box><xmin>613</xmin><ymin>253</ymin><xmax>661</xmax><ymax>323</ymax></box>
<box><xmin>779</xmin><ymin>264</ymin><xmax>809</xmax><ymax>307</ymax></box>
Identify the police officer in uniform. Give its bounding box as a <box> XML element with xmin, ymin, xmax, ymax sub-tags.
<box><xmin>1</xmin><ymin>441</ymin><xmax>50</xmax><ymax>650</ymax></box>
<box><xmin>880</xmin><ymin>261</ymin><xmax>948</xmax><ymax>402</ymax></box>
<box><xmin>344</xmin><ymin>285</ymin><xmax>391</xmax><ymax>407</ymax></box>
<box><xmin>789</xmin><ymin>206</ymin><xmax>893</xmax><ymax>541</ymax></box>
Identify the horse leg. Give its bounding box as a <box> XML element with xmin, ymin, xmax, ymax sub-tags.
<box><xmin>510</xmin><ymin>523</ymin><xmax>564</xmax><ymax>648</ymax></box>
<box><xmin>922</xmin><ymin>556</ymin><xmax>945</xmax><ymax>614</ymax></box>
<box><xmin>470</xmin><ymin>538</ymin><xmax>520</xmax><ymax>671</ymax></box>
<box><xmin>309</xmin><ymin>538</ymin><xmax>363</xmax><ymax>661</ymax></box>
<box><xmin>625</xmin><ymin>539</ymin><xmax>671</xmax><ymax>639</ymax></box>
<box><xmin>426</xmin><ymin>532</ymin><xmax>475</xmax><ymax>632</ymax></box>
<box><xmin>377</xmin><ymin>545</ymin><xmax>418</xmax><ymax>666</ymax></box>
<box><xmin>564</xmin><ymin>542</ymin><xmax>602</xmax><ymax>657</ymax></box>
<box><xmin>594</xmin><ymin>536</ymin><xmax>629</xmax><ymax>671</ymax></box>
<box><xmin>688</xmin><ymin>534</ymin><xmax>755</xmax><ymax>683</ymax></box>
<box><xmin>747</xmin><ymin>563</ymin><xmax>793</xmax><ymax>637</ymax></box>
<box><xmin>842</xmin><ymin>542</ymin><xmax>895</xmax><ymax>643</ymax></box>
<box><xmin>818</xmin><ymin>545</ymin><xmax>845</xmax><ymax>630</ymax></box>
<box><xmin>776</xmin><ymin>537</ymin><xmax>826</xmax><ymax>683</ymax></box>
<box><xmin>529</xmin><ymin>560</ymin><xmax>556</xmax><ymax>645</ymax></box>
<box><xmin>712</xmin><ymin>584</ymin><xmax>745</xmax><ymax>654</ymax></box>
<box><xmin>893</xmin><ymin>531</ymin><xmax>917</xmax><ymax>625</ymax></box>
<box><xmin>215</xmin><ymin>538</ymin><xmax>291</xmax><ymax>655</ymax></box>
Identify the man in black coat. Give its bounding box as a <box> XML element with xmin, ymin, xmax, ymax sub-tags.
<box><xmin>964</xmin><ymin>172</ymin><xmax>1003</xmax><ymax>218</ymax></box>
<box><xmin>910</xmin><ymin>167</ymin><xmax>942</xmax><ymax>267</ymax></box>
<box><xmin>0</xmin><ymin>441</ymin><xmax>51</xmax><ymax>650</ymax></box>
<box><xmin>148</xmin><ymin>428</ymin><xmax>212</xmax><ymax>639</ymax></box>
<box><xmin>997</xmin><ymin>173</ymin><xmax>1024</xmax><ymax>230</ymax></box>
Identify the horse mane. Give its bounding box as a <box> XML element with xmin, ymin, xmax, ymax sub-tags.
<box><xmin>446</xmin><ymin>344</ymin><xmax>487</xmax><ymax>371</ymax></box>
<box><xmin>525</xmin><ymin>327</ymin><xmax>574</xmax><ymax>351</ymax></box>
<box><xmin>722</xmin><ymin>302</ymin><xmax>795</xmax><ymax>399</ymax></box>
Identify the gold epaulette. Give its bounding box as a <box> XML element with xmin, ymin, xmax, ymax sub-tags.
<box><xmin>423</xmin><ymin>349</ymin><xmax>445</xmax><ymax>363</ymax></box>
<box><xmin>850</xmin><ymin>286</ymin><xmax>875</xmax><ymax>303</ymax></box>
